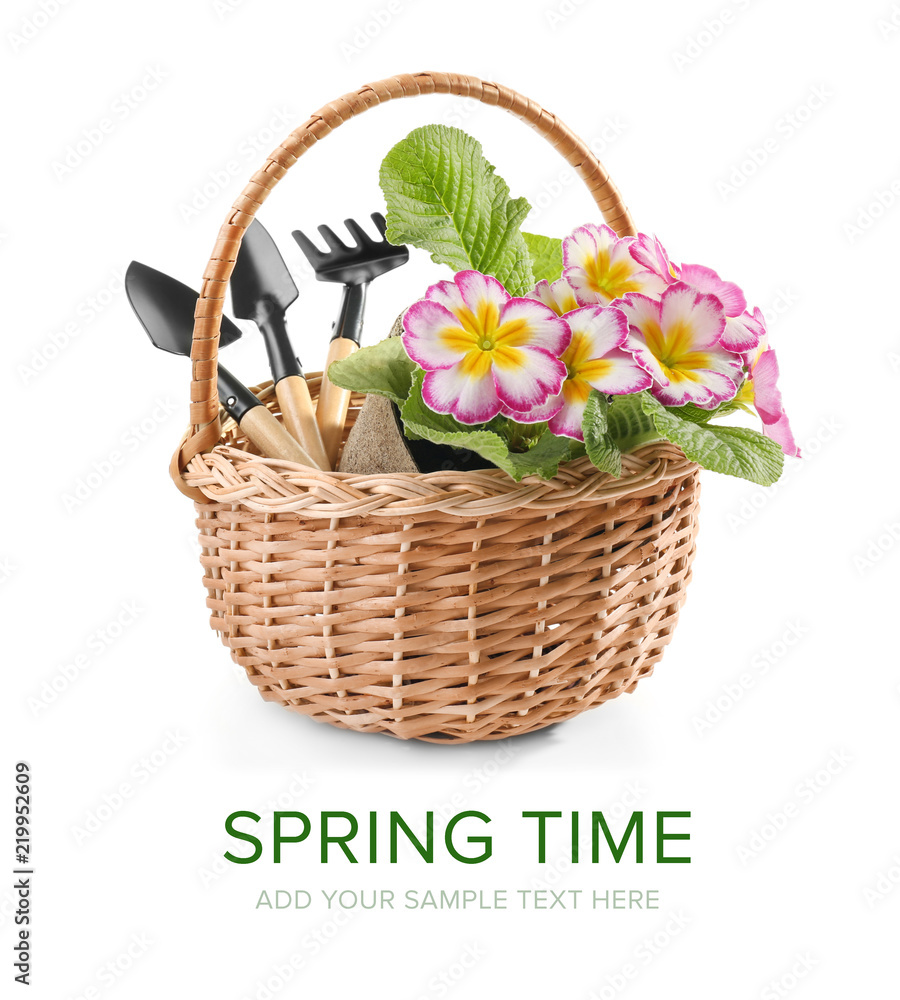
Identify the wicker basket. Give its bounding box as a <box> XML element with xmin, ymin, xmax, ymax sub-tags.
<box><xmin>171</xmin><ymin>72</ymin><xmax>701</xmax><ymax>743</ymax></box>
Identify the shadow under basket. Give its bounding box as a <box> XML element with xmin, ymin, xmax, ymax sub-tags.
<box><xmin>189</xmin><ymin>381</ymin><xmax>700</xmax><ymax>744</ymax></box>
<box><xmin>173</xmin><ymin>71</ymin><xmax>703</xmax><ymax>743</ymax></box>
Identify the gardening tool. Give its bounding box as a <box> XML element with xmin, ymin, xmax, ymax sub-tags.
<box><xmin>292</xmin><ymin>212</ymin><xmax>409</xmax><ymax>468</ymax></box>
<box><xmin>231</xmin><ymin>220</ymin><xmax>329</xmax><ymax>470</ymax></box>
<box><xmin>125</xmin><ymin>261</ymin><xmax>317</xmax><ymax>468</ymax></box>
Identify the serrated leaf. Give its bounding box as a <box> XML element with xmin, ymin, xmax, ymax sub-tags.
<box><xmin>399</xmin><ymin>372</ymin><xmax>571</xmax><ymax>481</ymax></box>
<box><xmin>327</xmin><ymin>336</ymin><xmax>417</xmax><ymax>406</ymax></box>
<box><xmin>582</xmin><ymin>391</ymin><xmax>622</xmax><ymax>477</ymax></box>
<box><xmin>640</xmin><ymin>394</ymin><xmax>785</xmax><ymax>485</ymax></box>
<box><xmin>522</xmin><ymin>232</ymin><xmax>563</xmax><ymax>283</ymax></box>
<box><xmin>606</xmin><ymin>392</ymin><xmax>661</xmax><ymax>451</ymax></box>
<box><xmin>379</xmin><ymin>125</ymin><xmax>534</xmax><ymax>296</ymax></box>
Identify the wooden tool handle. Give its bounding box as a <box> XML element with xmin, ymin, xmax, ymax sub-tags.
<box><xmin>238</xmin><ymin>405</ymin><xmax>318</xmax><ymax>467</ymax></box>
<box><xmin>316</xmin><ymin>337</ymin><xmax>358</xmax><ymax>469</ymax></box>
<box><xmin>275</xmin><ymin>375</ymin><xmax>329</xmax><ymax>470</ymax></box>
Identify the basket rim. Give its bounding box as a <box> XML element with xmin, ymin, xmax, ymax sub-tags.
<box><xmin>182</xmin><ymin>380</ymin><xmax>698</xmax><ymax>517</ymax></box>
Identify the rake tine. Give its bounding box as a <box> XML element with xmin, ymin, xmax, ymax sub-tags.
<box><xmin>291</xmin><ymin>228</ymin><xmax>324</xmax><ymax>265</ymax></box>
<box><xmin>371</xmin><ymin>212</ymin><xmax>388</xmax><ymax>239</ymax></box>
<box><xmin>317</xmin><ymin>224</ymin><xmax>348</xmax><ymax>253</ymax></box>
<box><xmin>343</xmin><ymin>217</ymin><xmax>374</xmax><ymax>248</ymax></box>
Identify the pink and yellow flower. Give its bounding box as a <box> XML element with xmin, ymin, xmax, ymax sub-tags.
<box><xmin>505</xmin><ymin>306</ymin><xmax>651</xmax><ymax>440</ymax></box>
<box><xmin>563</xmin><ymin>224</ymin><xmax>667</xmax><ymax>306</ymax></box>
<box><xmin>621</xmin><ymin>282</ymin><xmax>742</xmax><ymax>407</ymax></box>
<box><xmin>678</xmin><ymin>263</ymin><xmax>762</xmax><ymax>352</ymax></box>
<box><xmin>527</xmin><ymin>277</ymin><xmax>580</xmax><ymax>316</ymax></box>
<box><xmin>402</xmin><ymin>270</ymin><xmax>571</xmax><ymax>425</ymax></box>
<box><xmin>630</xmin><ymin>233</ymin><xmax>680</xmax><ymax>284</ymax></box>
<box><xmin>631</xmin><ymin>235</ymin><xmax>762</xmax><ymax>355</ymax></box>
<box><xmin>736</xmin><ymin>323</ymin><xmax>800</xmax><ymax>457</ymax></box>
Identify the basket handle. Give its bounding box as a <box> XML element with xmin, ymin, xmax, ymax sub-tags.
<box><xmin>171</xmin><ymin>70</ymin><xmax>637</xmax><ymax>497</ymax></box>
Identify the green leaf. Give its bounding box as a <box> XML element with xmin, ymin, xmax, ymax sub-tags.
<box><xmin>522</xmin><ymin>232</ymin><xmax>563</xmax><ymax>283</ymax></box>
<box><xmin>502</xmin><ymin>430</ymin><xmax>575</xmax><ymax>481</ymax></box>
<box><xmin>640</xmin><ymin>394</ymin><xmax>784</xmax><ymax>485</ymax></box>
<box><xmin>582</xmin><ymin>390</ymin><xmax>622</xmax><ymax>477</ymax></box>
<box><xmin>379</xmin><ymin>125</ymin><xmax>534</xmax><ymax>296</ymax></box>
<box><xmin>326</xmin><ymin>336</ymin><xmax>417</xmax><ymax>406</ymax></box>
<box><xmin>606</xmin><ymin>392</ymin><xmax>661</xmax><ymax>451</ymax></box>
<box><xmin>667</xmin><ymin>397</ymin><xmax>744</xmax><ymax>424</ymax></box>
<box><xmin>399</xmin><ymin>372</ymin><xmax>571</xmax><ymax>481</ymax></box>
<box><xmin>666</xmin><ymin>402</ymin><xmax>715</xmax><ymax>424</ymax></box>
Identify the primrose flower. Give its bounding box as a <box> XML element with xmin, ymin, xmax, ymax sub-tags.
<box><xmin>402</xmin><ymin>270</ymin><xmax>571</xmax><ymax>425</ymax></box>
<box><xmin>563</xmin><ymin>224</ymin><xmax>667</xmax><ymax>306</ymax></box>
<box><xmin>678</xmin><ymin>263</ymin><xmax>761</xmax><ymax>352</ymax></box>
<box><xmin>621</xmin><ymin>282</ymin><xmax>742</xmax><ymax>408</ymax></box>
<box><xmin>505</xmin><ymin>306</ymin><xmax>650</xmax><ymax>440</ymax></box>
<box><xmin>630</xmin><ymin>233</ymin><xmax>680</xmax><ymax>284</ymax></box>
<box><xmin>735</xmin><ymin>327</ymin><xmax>800</xmax><ymax>457</ymax></box>
<box><xmin>527</xmin><ymin>277</ymin><xmax>580</xmax><ymax>316</ymax></box>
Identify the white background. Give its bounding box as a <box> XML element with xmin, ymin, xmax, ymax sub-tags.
<box><xmin>3</xmin><ymin>0</ymin><xmax>900</xmax><ymax>997</ymax></box>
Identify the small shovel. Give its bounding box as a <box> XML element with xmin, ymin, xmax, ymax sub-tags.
<box><xmin>125</xmin><ymin>262</ymin><xmax>318</xmax><ymax>468</ymax></box>
<box><xmin>292</xmin><ymin>213</ymin><xmax>409</xmax><ymax>468</ymax></box>
<box><xmin>231</xmin><ymin>220</ymin><xmax>329</xmax><ymax>470</ymax></box>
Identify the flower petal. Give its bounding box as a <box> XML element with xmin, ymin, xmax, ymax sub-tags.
<box><xmin>422</xmin><ymin>363</ymin><xmax>501</xmax><ymax>424</ymax></box>
<box><xmin>764</xmin><ymin>411</ymin><xmax>801</xmax><ymax>458</ymax></box>
<box><xmin>630</xmin><ymin>233</ymin><xmax>680</xmax><ymax>283</ymax></box>
<box><xmin>563</xmin><ymin>305</ymin><xmax>629</xmax><ymax>357</ymax></box>
<box><xmin>402</xmin><ymin>300</ymin><xmax>472</xmax><ymax>369</ymax></box>
<box><xmin>497</xmin><ymin>297</ymin><xmax>572</xmax><ymax>356</ymax></box>
<box><xmin>722</xmin><ymin>307</ymin><xmax>765</xmax><ymax>354</ymax></box>
<box><xmin>651</xmin><ymin>369</ymin><xmax>736</xmax><ymax>407</ymax></box>
<box><xmin>580</xmin><ymin>348</ymin><xmax>653</xmax><ymax>395</ymax></box>
<box><xmin>491</xmin><ymin>346</ymin><xmax>566</xmax><ymax>411</ymax></box>
<box><xmin>454</xmin><ymin>269</ymin><xmax>510</xmax><ymax>315</ymax></box>
<box><xmin>751</xmin><ymin>349</ymin><xmax>784</xmax><ymax>424</ymax></box>
<box><xmin>659</xmin><ymin>282</ymin><xmax>726</xmax><ymax>350</ymax></box>
<box><xmin>500</xmin><ymin>395</ymin><xmax>564</xmax><ymax>423</ymax></box>
<box><xmin>528</xmin><ymin>278</ymin><xmax>580</xmax><ymax>316</ymax></box>
<box><xmin>547</xmin><ymin>378</ymin><xmax>594</xmax><ymax>440</ymax></box>
<box><xmin>679</xmin><ymin>264</ymin><xmax>747</xmax><ymax>316</ymax></box>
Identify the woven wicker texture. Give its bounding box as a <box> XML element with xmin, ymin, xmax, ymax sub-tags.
<box><xmin>173</xmin><ymin>73</ymin><xmax>701</xmax><ymax>742</ymax></box>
